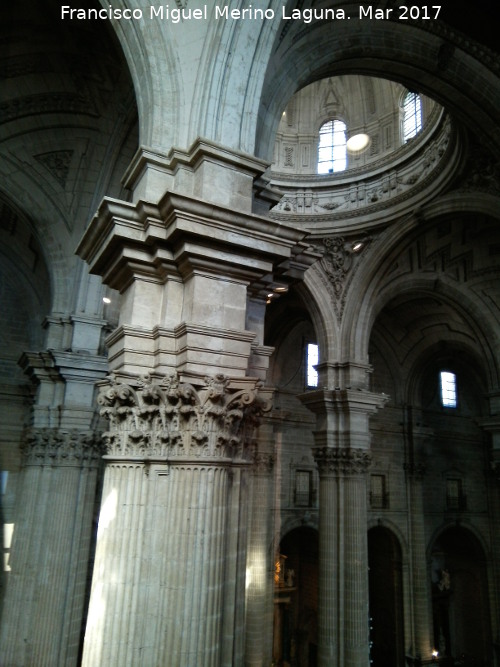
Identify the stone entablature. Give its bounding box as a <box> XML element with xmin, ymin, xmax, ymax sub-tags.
<box><xmin>270</xmin><ymin>113</ymin><xmax>460</xmax><ymax>233</ymax></box>
<box><xmin>98</xmin><ymin>372</ymin><xmax>272</xmax><ymax>463</ymax></box>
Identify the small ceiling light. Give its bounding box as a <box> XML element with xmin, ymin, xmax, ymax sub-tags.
<box><xmin>103</xmin><ymin>297</ymin><xmax>111</xmax><ymax>304</ymax></box>
<box><xmin>352</xmin><ymin>241</ymin><xmax>364</xmax><ymax>252</ymax></box>
<box><xmin>274</xmin><ymin>286</ymin><xmax>288</xmax><ymax>293</ymax></box>
<box><xmin>346</xmin><ymin>133</ymin><xmax>370</xmax><ymax>153</ymax></box>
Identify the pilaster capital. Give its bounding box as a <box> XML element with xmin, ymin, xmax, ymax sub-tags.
<box><xmin>98</xmin><ymin>372</ymin><xmax>272</xmax><ymax>463</ymax></box>
<box><xmin>313</xmin><ymin>447</ymin><xmax>372</xmax><ymax>477</ymax></box>
<box><xmin>21</xmin><ymin>428</ymin><xmax>104</xmax><ymax>468</ymax></box>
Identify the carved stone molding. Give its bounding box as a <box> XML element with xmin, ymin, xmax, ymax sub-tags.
<box><xmin>270</xmin><ymin>113</ymin><xmax>455</xmax><ymax>231</ymax></box>
<box><xmin>98</xmin><ymin>372</ymin><xmax>271</xmax><ymax>462</ymax></box>
<box><xmin>314</xmin><ymin>235</ymin><xmax>372</xmax><ymax>320</ymax></box>
<box><xmin>456</xmin><ymin>140</ymin><xmax>500</xmax><ymax>194</ymax></box>
<box><xmin>34</xmin><ymin>150</ymin><xmax>73</xmax><ymax>188</ymax></box>
<box><xmin>313</xmin><ymin>447</ymin><xmax>372</xmax><ymax>476</ymax></box>
<box><xmin>21</xmin><ymin>428</ymin><xmax>104</xmax><ymax>468</ymax></box>
<box><xmin>0</xmin><ymin>93</ymin><xmax>99</xmax><ymax>124</ymax></box>
<box><xmin>252</xmin><ymin>451</ymin><xmax>275</xmax><ymax>475</ymax></box>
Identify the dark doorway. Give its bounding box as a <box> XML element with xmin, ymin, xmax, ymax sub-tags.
<box><xmin>368</xmin><ymin>526</ymin><xmax>405</xmax><ymax>667</ymax></box>
<box><xmin>431</xmin><ymin>527</ymin><xmax>491</xmax><ymax>666</ymax></box>
<box><xmin>273</xmin><ymin>526</ymin><xmax>318</xmax><ymax>667</ymax></box>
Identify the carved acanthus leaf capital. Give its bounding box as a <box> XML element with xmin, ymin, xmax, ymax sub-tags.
<box><xmin>98</xmin><ymin>372</ymin><xmax>271</xmax><ymax>461</ymax></box>
<box><xmin>313</xmin><ymin>447</ymin><xmax>372</xmax><ymax>476</ymax></box>
<box><xmin>21</xmin><ymin>429</ymin><xmax>104</xmax><ymax>468</ymax></box>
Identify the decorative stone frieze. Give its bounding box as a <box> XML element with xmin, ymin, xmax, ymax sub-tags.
<box><xmin>313</xmin><ymin>446</ymin><xmax>372</xmax><ymax>476</ymax></box>
<box><xmin>457</xmin><ymin>139</ymin><xmax>500</xmax><ymax>194</ymax></box>
<box><xmin>269</xmin><ymin>112</ymin><xmax>456</xmax><ymax>233</ymax></box>
<box><xmin>98</xmin><ymin>372</ymin><xmax>271</xmax><ymax>462</ymax></box>
<box><xmin>20</xmin><ymin>428</ymin><xmax>104</xmax><ymax>467</ymax></box>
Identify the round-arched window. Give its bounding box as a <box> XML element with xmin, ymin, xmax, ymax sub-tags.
<box><xmin>317</xmin><ymin>119</ymin><xmax>347</xmax><ymax>173</ymax></box>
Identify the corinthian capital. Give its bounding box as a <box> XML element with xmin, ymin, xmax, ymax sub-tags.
<box><xmin>313</xmin><ymin>447</ymin><xmax>372</xmax><ymax>476</ymax></box>
<box><xmin>98</xmin><ymin>372</ymin><xmax>272</xmax><ymax>461</ymax></box>
<box><xmin>21</xmin><ymin>429</ymin><xmax>104</xmax><ymax>468</ymax></box>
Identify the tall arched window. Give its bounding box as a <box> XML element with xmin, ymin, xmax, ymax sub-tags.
<box><xmin>317</xmin><ymin>119</ymin><xmax>347</xmax><ymax>173</ymax></box>
<box><xmin>440</xmin><ymin>370</ymin><xmax>457</xmax><ymax>408</ymax></box>
<box><xmin>402</xmin><ymin>91</ymin><xmax>422</xmax><ymax>142</ymax></box>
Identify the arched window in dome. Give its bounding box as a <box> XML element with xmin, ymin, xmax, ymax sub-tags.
<box><xmin>402</xmin><ymin>91</ymin><xmax>422</xmax><ymax>142</ymax></box>
<box><xmin>317</xmin><ymin>119</ymin><xmax>347</xmax><ymax>173</ymax></box>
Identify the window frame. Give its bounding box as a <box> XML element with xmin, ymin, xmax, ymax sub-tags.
<box><xmin>306</xmin><ymin>342</ymin><xmax>319</xmax><ymax>389</ymax></box>
<box><xmin>317</xmin><ymin>119</ymin><xmax>347</xmax><ymax>174</ymax></box>
<box><xmin>402</xmin><ymin>91</ymin><xmax>422</xmax><ymax>142</ymax></box>
<box><xmin>439</xmin><ymin>370</ymin><xmax>458</xmax><ymax>409</ymax></box>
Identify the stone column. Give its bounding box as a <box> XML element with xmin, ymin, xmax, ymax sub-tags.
<box><xmin>403</xmin><ymin>410</ymin><xmax>434</xmax><ymax>662</ymax></box>
<box><xmin>404</xmin><ymin>461</ymin><xmax>432</xmax><ymax>660</ymax></box>
<box><xmin>75</xmin><ymin>141</ymin><xmax>318</xmax><ymax>665</ymax></box>
<box><xmin>300</xmin><ymin>388</ymin><xmax>386</xmax><ymax>667</ymax></box>
<box><xmin>0</xmin><ymin>429</ymin><xmax>103</xmax><ymax>667</ymax></box>
<box><xmin>81</xmin><ymin>372</ymin><xmax>267</xmax><ymax>667</ymax></box>
<box><xmin>244</xmin><ymin>444</ymin><xmax>275</xmax><ymax>667</ymax></box>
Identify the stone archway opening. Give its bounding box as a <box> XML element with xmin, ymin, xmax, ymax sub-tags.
<box><xmin>430</xmin><ymin>526</ymin><xmax>492</xmax><ymax>666</ymax></box>
<box><xmin>273</xmin><ymin>526</ymin><xmax>319</xmax><ymax>667</ymax></box>
<box><xmin>368</xmin><ymin>526</ymin><xmax>405</xmax><ymax>667</ymax></box>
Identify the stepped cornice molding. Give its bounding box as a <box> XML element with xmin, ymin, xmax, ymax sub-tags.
<box><xmin>123</xmin><ymin>138</ymin><xmax>271</xmax><ymax>192</ymax></box>
<box><xmin>76</xmin><ymin>190</ymin><xmax>315</xmax><ymax>294</ymax></box>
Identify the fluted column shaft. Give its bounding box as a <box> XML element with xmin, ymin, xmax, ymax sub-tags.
<box><xmin>244</xmin><ymin>450</ymin><xmax>275</xmax><ymax>666</ymax></box>
<box><xmin>81</xmin><ymin>373</ymin><xmax>267</xmax><ymax>667</ymax></box>
<box><xmin>0</xmin><ymin>429</ymin><xmax>103</xmax><ymax>667</ymax></box>
<box><xmin>300</xmin><ymin>388</ymin><xmax>386</xmax><ymax>667</ymax></box>
<box><xmin>405</xmin><ymin>463</ymin><xmax>432</xmax><ymax>660</ymax></box>
<box><xmin>314</xmin><ymin>449</ymin><xmax>372</xmax><ymax>667</ymax></box>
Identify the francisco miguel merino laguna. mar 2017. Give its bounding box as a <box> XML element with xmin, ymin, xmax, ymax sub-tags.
<box><xmin>60</xmin><ymin>4</ymin><xmax>443</xmax><ymax>23</ymax></box>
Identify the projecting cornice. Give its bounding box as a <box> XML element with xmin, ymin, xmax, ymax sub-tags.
<box><xmin>76</xmin><ymin>191</ymin><xmax>318</xmax><ymax>294</ymax></box>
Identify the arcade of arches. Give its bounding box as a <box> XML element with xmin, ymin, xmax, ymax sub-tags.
<box><xmin>1</xmin><ymin>2</ymin><xmax>499</xmax><ymax>666</ymax></box>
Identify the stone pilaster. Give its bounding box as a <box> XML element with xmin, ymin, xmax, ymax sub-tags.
<box><xmin>300</xmin><ymin>388</ymin><xmax>386</xmax><ymax>667</ymax></box>
<box><xmin>0</xmin><ymin>429</ymin><xmax>103</xmax><ymax>667</ymax></box>
<box><xmin>81</xmin><ymin>372</ymin><xmax>269</xmax><ymax>667</ymax></box>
